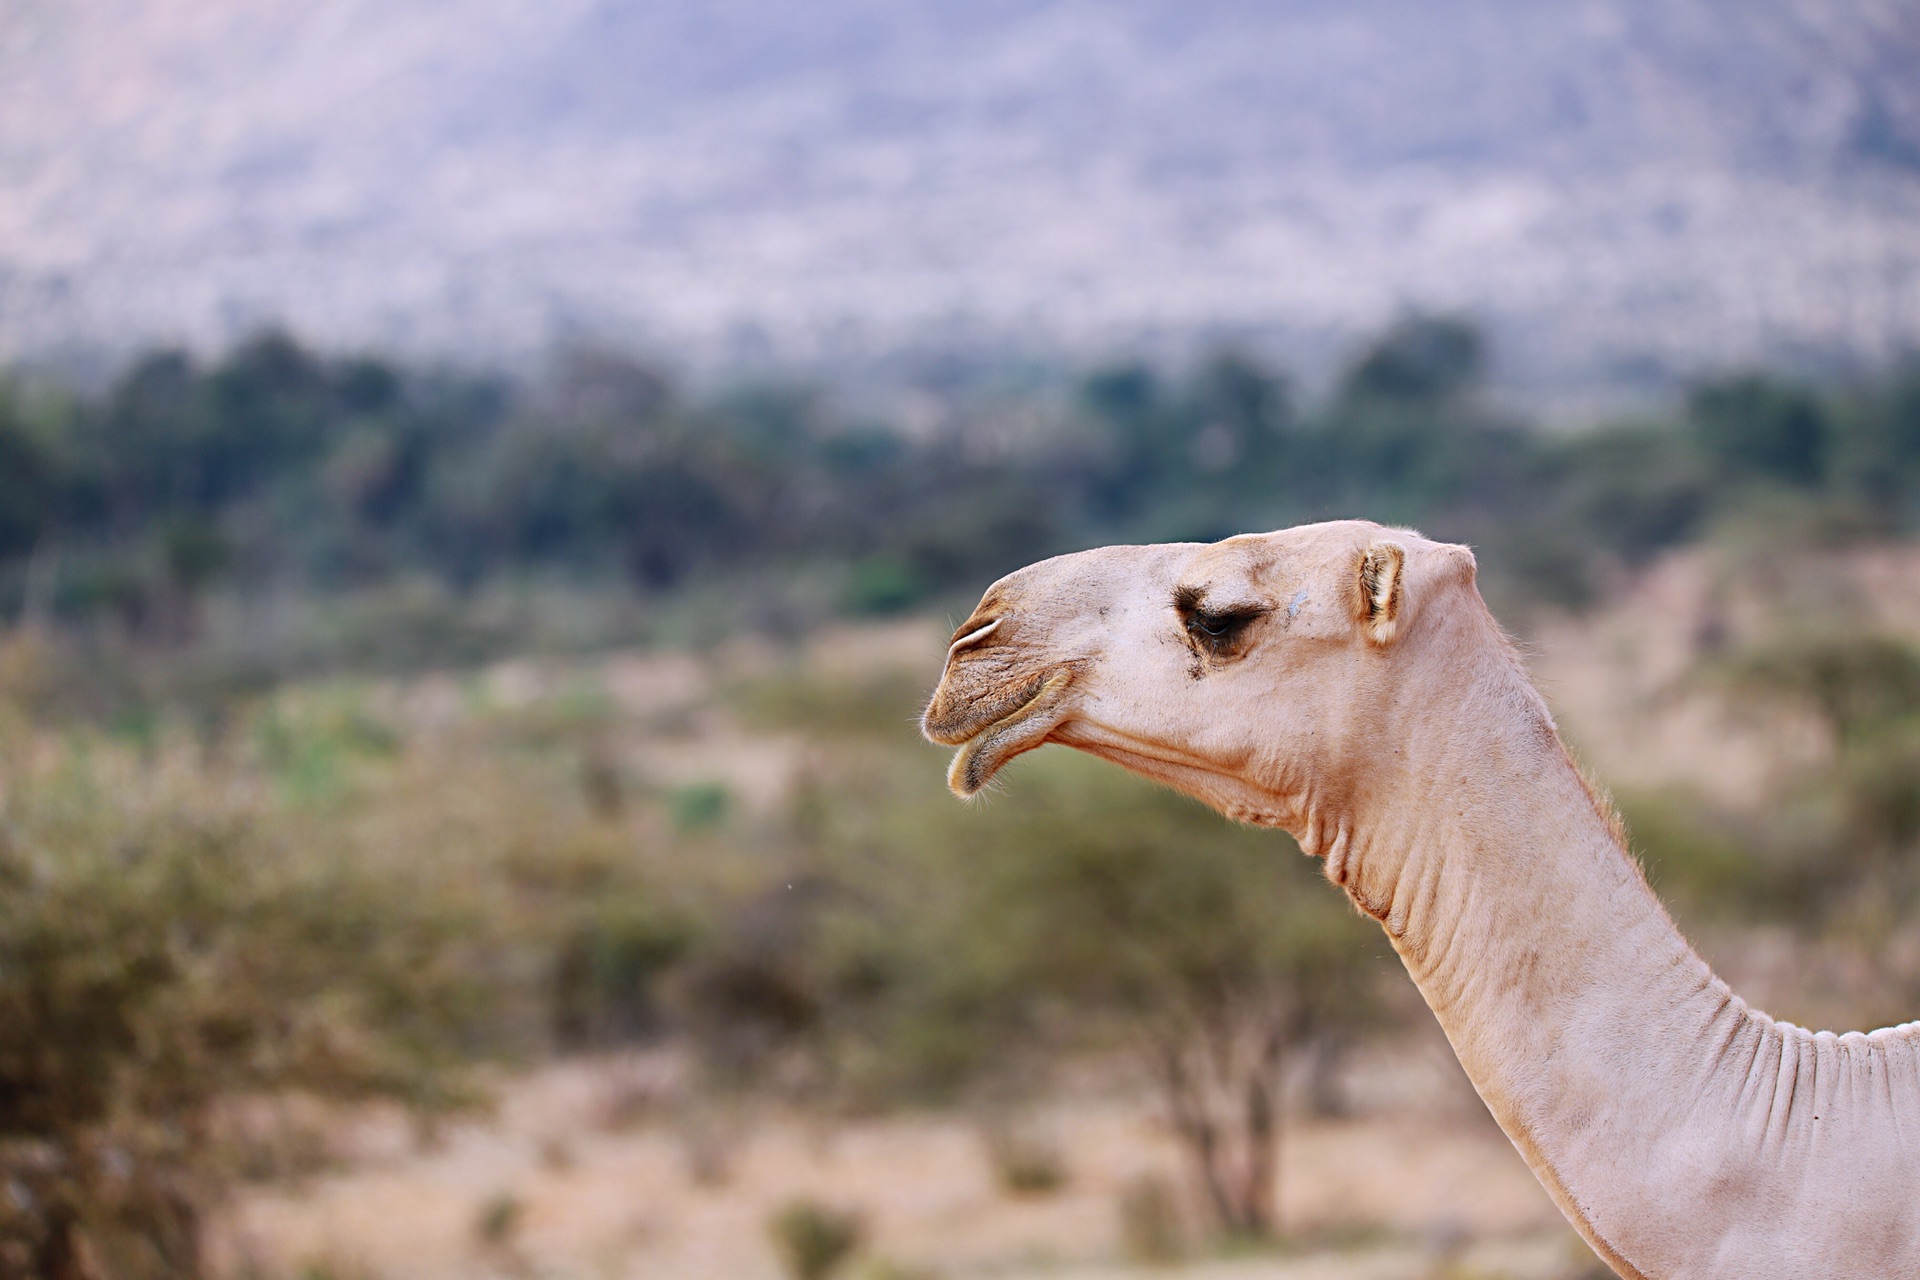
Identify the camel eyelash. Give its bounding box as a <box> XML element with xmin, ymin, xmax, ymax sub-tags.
<box><xmin>1190</xmin><ymin>609</ymin><xmax>1242</xmax><ymax>634</ymax></box>
<box><xmin>1172</xmin><ymin>588</ymin><xmax>1267</xmax><ymax>650</ymax></box>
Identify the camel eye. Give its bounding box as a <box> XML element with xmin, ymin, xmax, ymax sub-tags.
<box><xmin>1178</xmin><ymin>602</ymin><xmax>1264</xmax><ymax>653</ymax></box>
<box><xmin>1171</xmin><ymin>586</ymin><xmax>1267</xmax><ymax>657</ymax></box>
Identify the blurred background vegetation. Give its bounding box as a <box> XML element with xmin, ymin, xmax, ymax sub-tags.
<box><xmin>4</xmin><ymin>316</ymin><xmax>1918</xmax><ymax>677</ymax></box>
<box><xmin>3</xmin><ymin>317</ymin><xmax>1920</xmax><ymax>1279</ymax></box>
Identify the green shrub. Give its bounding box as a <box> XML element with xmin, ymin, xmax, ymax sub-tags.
<box><xmin>669</xmin><ymin>781</ymin><xmax>733</xmax><ymax>831</ymax></box>
<box><xmin>1719</xmin><ymin>632</ymin><xmax>1920</xmax><ymax>745</ymax></box>
<box><xmin>0</xmin><ymin>691</ymin><xmax>490</xmax><ymax>1279</ymax></box>
<box><xmin>845</xmin><ymin>557</ymin><xmax>928</xmax><ymax>615</ymax></box>
<box><xmin>473</xmin><ymin>1191</ymin><xmax>523</xmax><ymax>1248</ymax></box>
<box><xmin>1619</xmin><ymin>789</ymin><xmax>1797</xmax><ymax>920</ymax></box>
<box><xmin>291</xmin><ymin>1257</ymin><xmax>388</xmax><ymax>1280</ymax></box>
<box><xmin>549</xmin><ymin>902</ymin><xmax>697</xmax><ymax>1050</ymax></box>
<box><xmin>767</xmin><ymin>1200</ymin><xmax>864</xmax><ymax>1280</ymax></box>
<box><xmin>853</xmin><ymin>1261</ymin><xmax>941</xmax><ymax>1280</ymax></box>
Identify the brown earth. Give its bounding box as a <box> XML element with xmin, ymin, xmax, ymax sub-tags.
<box><xmin>221</xmin><ymin>1043</ymin><xmax>1592</xmax><ymax>1280</ymax></box>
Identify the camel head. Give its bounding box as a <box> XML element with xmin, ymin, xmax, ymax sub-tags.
<box><xmin>921</xmin><ymin>519</ymin><xmax>1484</xmax><ymax>833</ymax></box>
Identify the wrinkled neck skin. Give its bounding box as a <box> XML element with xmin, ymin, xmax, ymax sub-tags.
<box><xmin>1293</xmin><ymin>605</ymin><xmax>1920</xmax><ymax>1280</ymax></box>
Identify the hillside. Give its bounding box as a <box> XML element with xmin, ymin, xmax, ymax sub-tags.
<box><xmin>3</xmin><ymin>0</ymin><xmax>1919</xmax><ymax>395</ymax></box>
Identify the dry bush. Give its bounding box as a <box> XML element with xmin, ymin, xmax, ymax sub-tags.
<box><xmin>677</xmin><ymin>1113</ymin><xmax>737</xmax><ymax>1187</ymax></box>
<box><xmin>1116</xmin><ymin>1173</ymin><xmax>1187</xmax><ymax>1265</ymax></box>
<box><xmin>208</xmin><ymin>1097</ymin><xmax>347</xmax><ymax>1186</ymax></box>
<box><xmin>473</xmin><ymin>1192</ymin><xmax>523</xmax><ymax>1247</ymax></box>
<box><xmin>979</xmin><ymin>1122</ymin><xmax>1068</xmax><ymax>1197</ymax></box>
<box><xmin>472</xmin><ymin>1191</ymin><xmax>525</xmax><ymax>1259</ymax></box>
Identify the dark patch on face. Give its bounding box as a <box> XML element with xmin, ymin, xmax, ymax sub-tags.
<box><xmin>1238</xmin><ymin>547</ymin><xmax>1280</xmax><ymax>588</ymax></box>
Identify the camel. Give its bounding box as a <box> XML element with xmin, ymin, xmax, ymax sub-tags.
<box><xmin>921</xmin><ymin>519</ymin><xmax>1920</xmax><ymax>1279</ymax></box>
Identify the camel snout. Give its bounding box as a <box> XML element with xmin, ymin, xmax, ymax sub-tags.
<box><xmin>938</xmin><ymin>670</ymin><xmax>1076</xmax><ymax>797</ymax></box>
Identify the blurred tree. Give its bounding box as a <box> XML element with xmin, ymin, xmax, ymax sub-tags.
<box><xmin>1482</xmin><ymin>422</ymin><xmax>1710</xmax><ymax>607</ymax></box>
<box><xmin>1834</xmin><ymin>723</ymin><xmax>1920</xmax><ymax>861</ymax></box>
<box><xmin>1688</xmin><ymin>374</ymin><xmax>1831</xmax><ymax>488</ymax></box>
<box><xmin>985</xmin><ymin>809</ymin><xmax>1384</xmax><ymax>1237</ymax></box>
<box><xmin>550</xmin><ymin>902</ymin><xmax>698</xmax><ymax>1050</ymax></box>
<box><xmin>617</xmin><ymin>457</ymin><xmax>748</xmax><ymax>589</ymax></box>
<box><xmin>0</xmin><ymin>386</ymin><xmax>52</xmax><ymax>561</ymax></box>
<box><xmin>1722</xmin><ymin>632</ymin><xmax>1920</xmax><ymax>747</ymax></box>
<box><xmin>1320</xmin><ymin>315</ymin><xmax>1518</xmax><ymax>513</ymax></box>
<box><xmin>821</xmin><ymin>752</ymin><xmax>1391</xmax><ymax>1240</ymax></box>
<box><xmin>1833</xmin><ymin>358</ymin><xmax>1920</xmax><ymax>521</ymax></box>
<box><xmin>8</xmin><ymin>319</ymin><xmax>1920</xmax><ymax>673</ymax></box>
<box><xmin>670</xmin><ymin>879</ymin><xmax>831</xmax><ymax>1091</ymax></box>
<box><xmin>91</xmin><ymin>350</ymin><xmax>207</xmax><ymax>529</ymax></box>
<box><xmin>546</xmin><ymin>347</ymin><xmax>674</xmax><ymax>429</ymax></box>
<box><xmin>1707</xmin><ymin>631</ymin><xmax>1920</xmax><ymax>912</ymax></box>
<box><xmin>1339</xmin><ymin>314</ymin><xmax>1485</xmax><ymax>407</ymax></box>
<box><xmin>1080</xmin><ymin>362</ymin><xmax>1187</xmax><ymax>518</ymax></box>
<box><xmin>1547</xmin><ymin>424</ymin><xmax>1709</xmax><ymax>565</ymax></box>
<box><xmin>1185</xmin><ymin>349</ymin><xmax>1295</xmax><ymax>482</ymax></box>
<box><xmin>333</xmin><ymin>356</ymin><xmax>402</xmax><ymax>417</ymax></box>
<box><xmin>199</xmin><ymin>330</ymin><xmax>333</xmax><ymax>505</ymax></box>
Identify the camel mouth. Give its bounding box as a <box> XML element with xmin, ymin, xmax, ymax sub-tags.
<box><xmin>922</xmin><ymin>669</ymin><xmax>1049</xmax><ymax>746</ymax></box>
<box><xmin>927</xmin><ymin>670</ymin><xmax>1074</xmax><ymax>798</ymax></box>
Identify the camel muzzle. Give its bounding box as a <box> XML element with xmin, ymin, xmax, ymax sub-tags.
<box><xmin>922</xmin><ymin>669</ymin><xmax>1075</xmax><ymax>797</ymax></box>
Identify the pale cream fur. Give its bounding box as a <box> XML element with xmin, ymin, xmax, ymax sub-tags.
<box><xmin>922</xmin><ymin>520</ymin><xmax>1920</xmax><ymax>1280</ymax></box>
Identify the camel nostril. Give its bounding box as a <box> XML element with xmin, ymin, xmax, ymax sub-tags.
<box><xmin>946</xmin><ymin>617</ymin><xmax>1002</xmax><ymax>657</ymax></box>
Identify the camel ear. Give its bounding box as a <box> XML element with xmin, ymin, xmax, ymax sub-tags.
<box><xmin>1355</xmin><ymin>540</ymin><xmax>1405</xmax><ymax>646</ymax></box>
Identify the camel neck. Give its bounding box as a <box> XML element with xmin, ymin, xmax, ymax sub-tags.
<box><xmin>1310</xmin><ymin>608</ymin><xmax>1920</xmax><ymax>1280</ymax></box>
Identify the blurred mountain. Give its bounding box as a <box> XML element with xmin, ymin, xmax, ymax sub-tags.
<box><xmin>2</xmin><ymin>0</ymin><xmax>1918</xmax><ymax>394</ymax></box>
